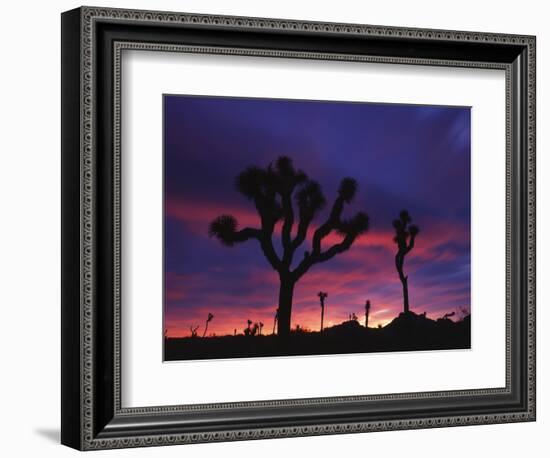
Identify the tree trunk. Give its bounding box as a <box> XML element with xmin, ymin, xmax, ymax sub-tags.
<box><xmin>401</xmin><ymin>275</ymin><xmax>409</xmax><ymax>314</ymax></box>
<box><xmin>277</xmin><ymin>278</ymin><xmax>295</xmax><ymax>338</ymax></box>
<box><xmin>396</xmin><ymin>254</ymin><xmax>409</xmax><ymax>314</ymax></box>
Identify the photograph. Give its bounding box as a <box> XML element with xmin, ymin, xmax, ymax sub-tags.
<box><xmin>163</xmin><ymin>95</ymin><xmax>472</xmax><ymax>361</ymax></box>
<box><xmin>51</xmin><ymin>2</ymin><xmax>537</xmax><ymax>453</ymax></box>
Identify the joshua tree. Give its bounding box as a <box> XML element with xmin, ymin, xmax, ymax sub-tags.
<box><xmin>365</xmin><ymin>300</ymin><xmax>371</xmax><ymax>328</ymax></box>
<box><xmin>392</xmin><ymin>210</ymin><xmax>420</xmax><ymax>314</ymax></box>
<box><xmin>202</xmin><ymin>312</ymin><xmax>214</xmax><ymax>338</ymax></box>
<box><xmin>259</xmin><ymin>322</ymin><xmax>264</xmax><ymax>335</ymax></box>
<box><xmin>209</xmin><ymin>156</ymin><xmax>369</xmax><ymax>338</ymax></box>
<box><xmin>189</xmin><ymin>325</ymin><xmax>199</xmax><ymax>338</ymax></box>
<box><xmin>244</xmin><ymin>319</ymin><xmax>253</xmax><ymax>336</ymax></box>
<box><xmin>318</xmin><ymin>291</ymin><xmax>328</xmax><ymax>332</ymax></box>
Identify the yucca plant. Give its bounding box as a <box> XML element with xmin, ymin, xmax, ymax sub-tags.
<box><xmin>392</xmin><ymin>210</ymin><xmax>420</xmax><ymax>314</ymax></box>
<box><xmin>244</xmin><ymin>319</ymin><xmax>253</xmax><ymax>336</ymax></box>
<box><xmin>202</xmin><ymin>312</ymin><xmax>214</xmax><ymax>338</ymax></box>
<box><xmin>189</xmin><ymin>325</ymin><xmax>199</xmax><ymax>338</ymax></box>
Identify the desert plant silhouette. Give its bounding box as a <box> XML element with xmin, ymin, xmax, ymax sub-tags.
<box><xmin>209</xmin><ymin>156</ymin><xmax>369</xmax><ymax>338</ymax></box>
<box><xmin>189</xmin><ymin>325</ymin><xmax>199</xmax><ymax>338</ymax></box>
<box><xmin>318</xmin><ymin>292</ymin><xmax>328</xmax><ymax>332</ymax></box>
<box><xmin>440</xmin><ymin>311</ymin><xmax>456</xmax><ymax>320</ymax></box>
<box><xmin>365</xmin><ymin>300</ymin><xmax>371</xmax><ymax>328</ymax></box>
<box><xmin>202</xmin><ymin>312</ymin><xmax>214</xmax><ymax>338</ymax></box>
<box><xmin>244</xmin><ymin>319</ymin><xmax>253</xmax><ymax>336</ymax></box>
<box><xmin>392</xmin><ymin>210</ymin><xmax>420</xmax><ymax>314</ymax></box>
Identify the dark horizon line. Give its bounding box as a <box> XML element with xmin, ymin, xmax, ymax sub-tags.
<box><xmin>166</xmin><ymin>311</ymin><xmax>471</xmax><ymax>337</ymax></box>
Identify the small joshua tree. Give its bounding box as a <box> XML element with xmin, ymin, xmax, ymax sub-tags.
<box><xmin>393</xmin><ymin>210</ymin><xmax>420</xmax><ymax>314</ymax></box>
<box><xmin>259</xmin><ymin>322</ymin><xmax>264</xmax><ymax>335</ymax></box>
<box><xmin>209</xmin><ymin>156</ymin><xmax>369</xmax><ymax>338</ymax></box>
<box><xmin>318</xmin><ymin>291</ymin><xmax>328</xmax><ymax>332</ymax></box>
<box><xmin>244</xmin><ymin>319</ymin><xmax>253</xmax><ymax>336</ymax></box>
<box><xmin>202</xmin><ymin>312</ymin><xmax>214</xmax><ymax>338</ymax></box>
<box><xmin>365</xmin><ymin>300</ymin><xmax>371</xmax><ymax>328</ymax></box>
<box><xmin>189</xmin><ymin>325</ymin><xmax>199</xmax><ymax>338</ymax></box>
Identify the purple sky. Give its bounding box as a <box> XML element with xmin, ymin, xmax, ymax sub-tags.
<box><xmin>164</xmin><ymin>95</ymin><xmax>471</xmax><ymax>337</ymax></box>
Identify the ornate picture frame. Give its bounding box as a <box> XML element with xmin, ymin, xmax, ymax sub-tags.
<box><xmin>61</xmin><ymin>6</ymin><xmax>536</xmax><ymax>450</ymax></box>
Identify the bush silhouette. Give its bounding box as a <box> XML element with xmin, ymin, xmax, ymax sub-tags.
<box><xmin>209</xmin><ymin>156</ymin><xmax>369</xmax><ymax>338</ymax></box>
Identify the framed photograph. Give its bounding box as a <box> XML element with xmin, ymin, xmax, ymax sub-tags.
<box><xmin>61</xmin><ymin>6</ymin><xmax>536</xmax><ymax>450</ymax></box>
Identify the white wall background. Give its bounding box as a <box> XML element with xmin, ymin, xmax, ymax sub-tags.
<box><xmin>0</xmin><ymin>0</ymin><xmax>546</xmax><ymax>456</ymax></box>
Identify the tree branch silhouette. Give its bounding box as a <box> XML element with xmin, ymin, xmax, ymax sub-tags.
<box><xmin>293</xmin><ymin>179</ymin><xmax>369</xmax><ymax>280</ymax></box>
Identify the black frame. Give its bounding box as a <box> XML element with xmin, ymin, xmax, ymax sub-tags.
<box><xmin>61</xmin><ymin>6</ymin><xmax>536</xmax><ymax>450</ymax></box>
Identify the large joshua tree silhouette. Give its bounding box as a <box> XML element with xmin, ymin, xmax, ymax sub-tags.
<box><xmin>392</xmin><ymin>210</ymin><xmax>420</xmax><ymax>314</ymax></box>
<box><xmin>209</xmin><ymin>156</ymin><xmax>369</xmax><ymax>338</ymax></box>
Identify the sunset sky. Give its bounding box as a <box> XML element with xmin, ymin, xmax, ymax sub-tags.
<box><xmin>164</xmin><ymin>95</ymin><xmax>471</xmax><ymax>337</ymax></box>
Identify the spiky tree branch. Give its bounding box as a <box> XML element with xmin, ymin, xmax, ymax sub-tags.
<box><xmin>292</xmin><ymin>179</ymin><xmax>369</xmax><ymax>280</ymax></box>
